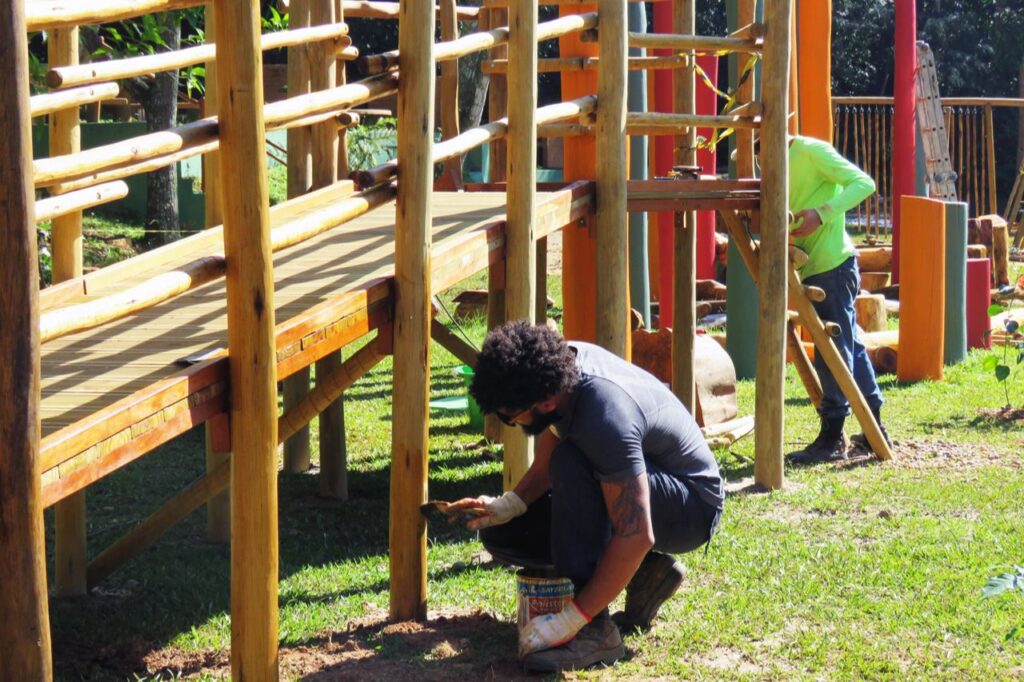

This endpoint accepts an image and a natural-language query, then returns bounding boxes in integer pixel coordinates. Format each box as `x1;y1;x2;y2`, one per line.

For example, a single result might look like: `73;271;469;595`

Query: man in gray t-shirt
450;321;724;674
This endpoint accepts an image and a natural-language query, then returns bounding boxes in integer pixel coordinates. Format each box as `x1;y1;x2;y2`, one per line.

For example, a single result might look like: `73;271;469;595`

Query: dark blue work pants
802;256;884;420
480;441;721;590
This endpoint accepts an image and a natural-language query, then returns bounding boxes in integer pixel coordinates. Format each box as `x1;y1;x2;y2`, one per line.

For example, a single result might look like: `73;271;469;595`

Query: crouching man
449;321;724;673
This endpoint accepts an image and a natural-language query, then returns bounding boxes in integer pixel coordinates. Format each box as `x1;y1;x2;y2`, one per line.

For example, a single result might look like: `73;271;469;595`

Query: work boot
850;405;892;453
788;415;849;464
612;551;686;633
522;614;626;673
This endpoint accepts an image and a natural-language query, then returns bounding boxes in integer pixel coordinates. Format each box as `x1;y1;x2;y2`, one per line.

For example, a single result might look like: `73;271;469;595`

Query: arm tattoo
608;475;650;538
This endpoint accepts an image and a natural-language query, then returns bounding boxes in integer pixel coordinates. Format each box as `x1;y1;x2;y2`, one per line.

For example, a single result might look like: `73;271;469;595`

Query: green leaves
995;365;1011;382
988;303;1006;317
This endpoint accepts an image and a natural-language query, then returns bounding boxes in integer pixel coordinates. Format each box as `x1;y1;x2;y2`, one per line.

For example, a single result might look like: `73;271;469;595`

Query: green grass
45;272;1024;681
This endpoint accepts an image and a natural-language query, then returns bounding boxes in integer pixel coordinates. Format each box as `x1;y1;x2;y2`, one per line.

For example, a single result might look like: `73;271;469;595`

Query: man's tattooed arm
603;473;653;540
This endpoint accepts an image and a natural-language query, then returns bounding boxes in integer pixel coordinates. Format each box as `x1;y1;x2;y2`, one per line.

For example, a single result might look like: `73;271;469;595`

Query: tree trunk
459;50;489;131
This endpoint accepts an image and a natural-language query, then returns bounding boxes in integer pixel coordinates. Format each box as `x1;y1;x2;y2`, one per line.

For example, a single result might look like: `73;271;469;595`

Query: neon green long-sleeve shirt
788;135;876;278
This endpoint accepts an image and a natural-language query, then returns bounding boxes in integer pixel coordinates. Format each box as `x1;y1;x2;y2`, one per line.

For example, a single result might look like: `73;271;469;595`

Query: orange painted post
897;196;946;381
796;0;832;142
559;3;599;342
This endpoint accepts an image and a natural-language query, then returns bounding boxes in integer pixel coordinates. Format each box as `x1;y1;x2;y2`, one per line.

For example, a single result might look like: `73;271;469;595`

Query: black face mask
520;406;560;436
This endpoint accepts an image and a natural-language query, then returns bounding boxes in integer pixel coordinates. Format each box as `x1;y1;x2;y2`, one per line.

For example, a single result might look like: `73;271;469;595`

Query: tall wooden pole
487;7;509;182
754;0;790;490
503;0;539;488
390;0;435;622
437;0;462;188
334;0;350;178
671;0;696;411
0;4;53;677
204;1;231;544
735;0;756;178
283;0;313;476
49;25;89;597
310;0;348;499
215;0;280;677
596;0;628;356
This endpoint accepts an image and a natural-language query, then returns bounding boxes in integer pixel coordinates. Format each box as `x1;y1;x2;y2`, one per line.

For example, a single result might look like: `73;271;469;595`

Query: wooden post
437;0;462;189
735;0;756;178
283;0;313;476
49;25;88;598
390;0;435;622
671;0;697;411
596;0;628;356
310;0;348;499
485;263;506;443
204;1;231;543
335;0;350;177
985;105;997;216
754;0;790;490
214;0;280;677
487;7;508;181
502;0;539;488
0;5;53;677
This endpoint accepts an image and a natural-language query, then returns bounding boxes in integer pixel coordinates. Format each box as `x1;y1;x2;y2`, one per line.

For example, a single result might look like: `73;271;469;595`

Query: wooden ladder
721;209;894;460
915;41;958;201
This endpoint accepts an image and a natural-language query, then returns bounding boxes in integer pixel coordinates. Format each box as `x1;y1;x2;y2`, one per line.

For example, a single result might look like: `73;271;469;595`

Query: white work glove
448;491;527;530
518;601;590;657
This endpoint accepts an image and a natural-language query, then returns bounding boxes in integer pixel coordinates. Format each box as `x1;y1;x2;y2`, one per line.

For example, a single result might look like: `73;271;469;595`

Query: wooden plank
0;4;53;676
389;0;435;622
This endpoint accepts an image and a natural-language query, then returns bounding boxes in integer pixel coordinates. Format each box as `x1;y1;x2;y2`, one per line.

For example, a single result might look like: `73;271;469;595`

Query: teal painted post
944;201;968;365
627;2;650;327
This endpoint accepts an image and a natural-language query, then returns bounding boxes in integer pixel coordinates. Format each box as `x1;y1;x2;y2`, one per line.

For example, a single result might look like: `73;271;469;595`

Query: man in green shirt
785;135;889;462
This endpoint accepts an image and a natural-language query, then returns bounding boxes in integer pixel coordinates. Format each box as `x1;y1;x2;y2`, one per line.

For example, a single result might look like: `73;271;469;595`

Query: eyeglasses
494;405;533;426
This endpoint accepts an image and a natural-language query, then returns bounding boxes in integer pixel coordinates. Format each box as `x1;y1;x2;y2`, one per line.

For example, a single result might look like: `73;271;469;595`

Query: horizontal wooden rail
48;23;351;89
26;0;205;31
581;30;761;53
35;181;129;223
833;96;1024;108
37;74;397;192
84;334;389;587
354;95;598;188
342;1;480;20
484;55;688;74
30;82;120;118
360;12;597;75
585;111;761;131
482;0;666;5
39;182;397;343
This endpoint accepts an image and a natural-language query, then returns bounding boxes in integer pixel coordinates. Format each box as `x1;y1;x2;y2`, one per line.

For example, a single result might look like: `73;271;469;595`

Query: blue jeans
802;256;884;420
480;441;721;590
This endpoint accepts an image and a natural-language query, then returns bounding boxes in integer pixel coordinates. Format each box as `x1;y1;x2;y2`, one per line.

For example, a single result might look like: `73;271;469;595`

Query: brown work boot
612;551;686;632
521;615;626;673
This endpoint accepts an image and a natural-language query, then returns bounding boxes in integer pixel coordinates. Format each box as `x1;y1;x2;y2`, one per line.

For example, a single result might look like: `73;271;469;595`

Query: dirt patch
141;609;533;681
977;406;1024;424
879;437;1022;470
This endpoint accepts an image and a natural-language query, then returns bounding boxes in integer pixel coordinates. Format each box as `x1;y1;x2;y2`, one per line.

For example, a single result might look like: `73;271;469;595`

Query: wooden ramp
39;184;593;508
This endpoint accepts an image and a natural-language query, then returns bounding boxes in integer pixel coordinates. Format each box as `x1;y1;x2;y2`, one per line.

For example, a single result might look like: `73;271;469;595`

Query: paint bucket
454;365;484;430
516;569;574;632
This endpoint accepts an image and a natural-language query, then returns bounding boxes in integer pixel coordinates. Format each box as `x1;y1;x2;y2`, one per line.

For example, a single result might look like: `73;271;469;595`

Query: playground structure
0;0;942;679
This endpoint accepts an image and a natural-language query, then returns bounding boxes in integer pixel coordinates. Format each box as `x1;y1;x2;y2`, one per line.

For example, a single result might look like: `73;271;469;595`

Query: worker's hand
518;601;590;657
446;491;527;530
789;208;822;238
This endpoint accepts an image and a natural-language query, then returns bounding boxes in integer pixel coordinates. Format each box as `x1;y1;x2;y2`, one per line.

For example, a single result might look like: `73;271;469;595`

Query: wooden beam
595;0;628;355
0;3;53;677
214;0;280;677
583;30;760;53
49;24;88;599
342;0;480;20
35;180;128;223
390;0;435;622
431;319;479;369
735;0;757;178
671;0;697;413
483;55;690;73
30;82;120;118
487;7;509;183
436;0;462;190
754;0;791;490
26;0;205;31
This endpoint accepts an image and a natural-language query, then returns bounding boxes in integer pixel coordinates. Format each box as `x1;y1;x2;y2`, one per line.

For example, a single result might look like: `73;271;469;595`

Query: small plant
348;118;398;171
983;302;1024;408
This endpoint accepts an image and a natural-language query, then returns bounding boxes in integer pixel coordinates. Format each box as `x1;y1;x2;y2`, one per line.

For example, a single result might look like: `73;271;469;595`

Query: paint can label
516;570;574;631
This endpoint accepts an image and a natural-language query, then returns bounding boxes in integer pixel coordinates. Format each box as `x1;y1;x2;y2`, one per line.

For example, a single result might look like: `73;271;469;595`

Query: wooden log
860;271;891;291
342;0;480;20
671;0;697;412
26;0;205;32
983;214;1011;286
862;329;899;375
215;0;280;676
486;7;508;183
786;319;823;409
855;293;887;332
30;82;120;118
46;23;351;89
734;0;757;178
581;30;760;54
49;24;88;600
35;180;128;223
265;72;399;127
430;319;479;368
390;0;435;623
967;244;987;258
589;110;760;130
483;55;690;74
0;4;53;676
436;0;463;190
502;0;540;486
855;246;892;272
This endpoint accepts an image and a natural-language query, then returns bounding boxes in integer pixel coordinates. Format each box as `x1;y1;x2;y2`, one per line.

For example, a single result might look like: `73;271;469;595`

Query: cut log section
854;293;887;332
862;329;899;375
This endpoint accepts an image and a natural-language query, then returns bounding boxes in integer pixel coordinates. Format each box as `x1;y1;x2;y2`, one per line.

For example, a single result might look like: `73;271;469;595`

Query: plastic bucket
454;365;484;430
516;569;574;632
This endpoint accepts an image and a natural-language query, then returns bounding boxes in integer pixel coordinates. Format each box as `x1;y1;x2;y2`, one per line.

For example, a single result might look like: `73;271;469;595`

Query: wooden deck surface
42;189;516;434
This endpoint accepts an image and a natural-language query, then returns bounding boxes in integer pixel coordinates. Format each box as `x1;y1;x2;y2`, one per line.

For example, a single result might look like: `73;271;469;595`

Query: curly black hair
469;320;580;414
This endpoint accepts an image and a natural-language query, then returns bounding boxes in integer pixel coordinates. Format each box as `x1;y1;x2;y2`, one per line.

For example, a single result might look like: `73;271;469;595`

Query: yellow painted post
389;0;435;621
0;4;53;677
754;0;791;490
596;0;629;356
49;25;88;598
214;0;281;677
